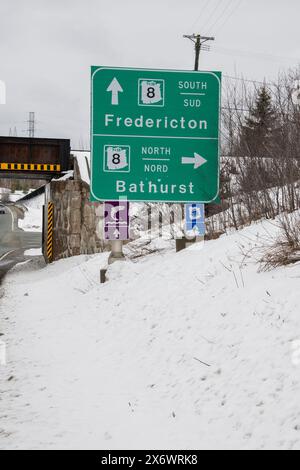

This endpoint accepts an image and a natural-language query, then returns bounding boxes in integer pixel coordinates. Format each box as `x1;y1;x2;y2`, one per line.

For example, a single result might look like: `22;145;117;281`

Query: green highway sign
91;66;221;203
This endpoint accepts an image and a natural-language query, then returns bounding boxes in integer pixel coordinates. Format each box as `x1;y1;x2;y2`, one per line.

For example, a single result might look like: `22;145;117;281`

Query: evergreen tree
240;86;277;157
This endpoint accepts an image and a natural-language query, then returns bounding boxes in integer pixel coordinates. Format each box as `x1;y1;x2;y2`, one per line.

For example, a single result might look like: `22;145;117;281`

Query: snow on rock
72;151;90;185
1;220;300;450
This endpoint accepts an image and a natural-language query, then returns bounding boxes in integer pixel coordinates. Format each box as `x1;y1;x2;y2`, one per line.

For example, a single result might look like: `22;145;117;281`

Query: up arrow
113;229;120;239
181;153;207;169
106;77;123;105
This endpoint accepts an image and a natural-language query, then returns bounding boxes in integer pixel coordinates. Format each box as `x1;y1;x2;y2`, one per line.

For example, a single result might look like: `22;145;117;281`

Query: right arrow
181;153;207;169
106;77;123;105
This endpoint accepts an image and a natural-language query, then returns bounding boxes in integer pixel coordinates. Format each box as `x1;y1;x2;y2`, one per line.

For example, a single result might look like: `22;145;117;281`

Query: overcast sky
0;0;299;148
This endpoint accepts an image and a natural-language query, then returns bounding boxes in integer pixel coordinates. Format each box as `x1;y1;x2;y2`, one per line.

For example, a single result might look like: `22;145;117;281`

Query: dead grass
260;212;300;271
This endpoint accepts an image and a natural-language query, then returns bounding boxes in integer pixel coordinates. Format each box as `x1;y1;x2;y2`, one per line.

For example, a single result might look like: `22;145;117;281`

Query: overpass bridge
0;136;71;180
0;136;72;279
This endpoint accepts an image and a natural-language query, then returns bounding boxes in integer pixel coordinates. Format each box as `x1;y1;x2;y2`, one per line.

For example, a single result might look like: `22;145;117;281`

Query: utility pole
183;34;215;71
175;34;215;252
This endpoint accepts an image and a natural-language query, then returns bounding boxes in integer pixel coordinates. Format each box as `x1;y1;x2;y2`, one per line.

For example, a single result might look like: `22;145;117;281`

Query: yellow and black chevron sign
0;163;61;172
46;202;54;263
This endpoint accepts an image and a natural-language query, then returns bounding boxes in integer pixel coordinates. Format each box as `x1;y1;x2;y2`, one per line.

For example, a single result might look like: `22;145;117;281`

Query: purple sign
104;201;129;240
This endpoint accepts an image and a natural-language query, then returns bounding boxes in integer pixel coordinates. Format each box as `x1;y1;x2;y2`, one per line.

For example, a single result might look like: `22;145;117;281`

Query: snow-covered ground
24;248;42;257
18;194;44;232
0;218;300;450
9;191;28;203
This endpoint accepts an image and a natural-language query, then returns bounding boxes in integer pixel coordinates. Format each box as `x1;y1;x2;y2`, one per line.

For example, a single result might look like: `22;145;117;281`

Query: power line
190;0;210;31
222;105;250;113
214;0;243;33
202;0;223;32
207;0;236;34
223;74;274;87
211;45;298;64
220;154;300;160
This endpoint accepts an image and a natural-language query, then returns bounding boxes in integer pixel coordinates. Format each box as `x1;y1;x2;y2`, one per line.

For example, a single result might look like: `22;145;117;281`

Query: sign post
104;200;129;264
91;66;221;203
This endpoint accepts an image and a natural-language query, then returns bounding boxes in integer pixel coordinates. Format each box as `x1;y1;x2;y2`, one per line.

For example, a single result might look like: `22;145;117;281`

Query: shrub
260;212;300;271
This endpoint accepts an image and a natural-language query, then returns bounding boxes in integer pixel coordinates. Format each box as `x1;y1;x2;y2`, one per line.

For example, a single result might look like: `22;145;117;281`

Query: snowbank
24;248;43;257
18;194;44;232
0;189;27;203
1;219;300;450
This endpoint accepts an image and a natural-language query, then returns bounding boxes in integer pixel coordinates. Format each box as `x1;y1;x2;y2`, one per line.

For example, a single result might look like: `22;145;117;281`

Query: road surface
0;205;41;281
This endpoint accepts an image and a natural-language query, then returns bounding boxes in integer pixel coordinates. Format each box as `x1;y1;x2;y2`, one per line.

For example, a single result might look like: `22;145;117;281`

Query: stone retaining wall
44;180;105;261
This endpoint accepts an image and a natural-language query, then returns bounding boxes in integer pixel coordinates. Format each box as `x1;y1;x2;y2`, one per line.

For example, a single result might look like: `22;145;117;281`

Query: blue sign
185;203;205;236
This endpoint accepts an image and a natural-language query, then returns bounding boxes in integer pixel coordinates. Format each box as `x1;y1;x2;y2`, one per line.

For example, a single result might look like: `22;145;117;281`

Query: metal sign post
104;200;129;264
